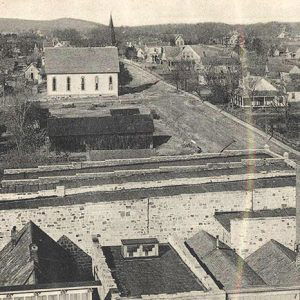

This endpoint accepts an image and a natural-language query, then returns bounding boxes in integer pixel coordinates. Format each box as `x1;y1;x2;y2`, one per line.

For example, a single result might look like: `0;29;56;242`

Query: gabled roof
186;231;266;290
0;221;75;286
188;45;225;58
47;115;154;137
290;65;300;74
162;46;182;60
245;239;300;287
202;56;239;66
266;58;294;75
238;76;280;97
45;47;120;74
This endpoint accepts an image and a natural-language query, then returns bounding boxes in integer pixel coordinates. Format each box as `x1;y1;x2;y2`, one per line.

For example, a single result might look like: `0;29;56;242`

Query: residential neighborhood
0;0;300;299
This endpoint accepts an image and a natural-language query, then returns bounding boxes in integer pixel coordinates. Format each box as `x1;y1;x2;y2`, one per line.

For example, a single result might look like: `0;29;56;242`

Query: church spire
109;13;116;46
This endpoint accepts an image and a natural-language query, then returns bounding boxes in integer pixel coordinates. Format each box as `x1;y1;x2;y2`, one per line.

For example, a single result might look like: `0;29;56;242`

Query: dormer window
121;238;159;259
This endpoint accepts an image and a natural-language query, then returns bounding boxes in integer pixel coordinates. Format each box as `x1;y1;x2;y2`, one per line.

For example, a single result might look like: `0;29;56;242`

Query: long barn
47;112;154;152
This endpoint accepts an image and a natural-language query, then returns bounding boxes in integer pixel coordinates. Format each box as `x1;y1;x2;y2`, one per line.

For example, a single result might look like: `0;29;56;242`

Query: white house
232;76;285;108
24;63;43;84
45;47;119;98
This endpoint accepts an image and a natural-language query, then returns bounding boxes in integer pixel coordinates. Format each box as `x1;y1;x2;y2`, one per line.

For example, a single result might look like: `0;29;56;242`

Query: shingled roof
47;115;154;137
102;243;205;297
45;47;119;74
186;231;266;290
0;221;93;287
245;239;300;287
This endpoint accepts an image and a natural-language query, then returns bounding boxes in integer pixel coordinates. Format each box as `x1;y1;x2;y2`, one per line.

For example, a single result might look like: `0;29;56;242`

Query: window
95;76;99;91
52;77;56;91
31;72;34;80
292;92;295;99
67;77;71;91
109;76;113;90
81;76;85;91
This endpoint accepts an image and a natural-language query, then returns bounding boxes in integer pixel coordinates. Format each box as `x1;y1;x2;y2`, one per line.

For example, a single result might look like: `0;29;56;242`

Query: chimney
11;226;17;247
216;235;220;249
296;165;300;267
29;243;39;264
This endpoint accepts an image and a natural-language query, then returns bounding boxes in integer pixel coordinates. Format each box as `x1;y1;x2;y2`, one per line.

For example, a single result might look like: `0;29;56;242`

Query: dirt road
123;62;299;159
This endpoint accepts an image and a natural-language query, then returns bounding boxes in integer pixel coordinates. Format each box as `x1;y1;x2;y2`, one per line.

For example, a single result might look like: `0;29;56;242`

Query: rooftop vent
121;238;159;259
11;226;17;247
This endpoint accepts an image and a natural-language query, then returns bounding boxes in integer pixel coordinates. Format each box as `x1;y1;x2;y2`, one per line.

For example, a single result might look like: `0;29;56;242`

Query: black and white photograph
0;0;299;299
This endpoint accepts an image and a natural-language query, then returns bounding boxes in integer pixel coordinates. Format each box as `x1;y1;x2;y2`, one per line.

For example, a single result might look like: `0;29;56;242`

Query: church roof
45;47;119;74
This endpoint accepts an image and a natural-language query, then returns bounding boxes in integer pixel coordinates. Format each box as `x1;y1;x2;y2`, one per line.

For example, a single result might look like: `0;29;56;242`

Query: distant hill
0;18;105;33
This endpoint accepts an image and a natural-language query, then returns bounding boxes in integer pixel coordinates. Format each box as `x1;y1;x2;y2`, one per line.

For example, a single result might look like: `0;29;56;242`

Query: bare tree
3;89;47;154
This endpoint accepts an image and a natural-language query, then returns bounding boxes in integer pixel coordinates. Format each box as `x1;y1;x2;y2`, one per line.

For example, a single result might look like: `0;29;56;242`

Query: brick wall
0;185;295;256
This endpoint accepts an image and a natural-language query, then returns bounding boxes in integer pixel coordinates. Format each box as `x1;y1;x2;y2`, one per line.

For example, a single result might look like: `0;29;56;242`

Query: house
0;221;100;300
24;62;43;84
96;237;225;299
144;43;163;63
265;57;295;80
180;45;224;65
231;76;285;108
160;46;182;67
286;82;300;102
170;34;185;47
136;47;145;60
44;47;119;98
47;111;154;152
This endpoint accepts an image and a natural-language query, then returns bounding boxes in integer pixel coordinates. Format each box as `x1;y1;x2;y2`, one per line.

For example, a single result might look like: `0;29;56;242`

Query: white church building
44;47;120;98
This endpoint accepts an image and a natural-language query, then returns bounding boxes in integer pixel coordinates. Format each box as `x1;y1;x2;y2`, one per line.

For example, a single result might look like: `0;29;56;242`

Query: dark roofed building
186;231;266;290
0;221;94;286
47;113;154;152
44;47;119;98
0;222;99;300
102;239;205;297
246;239;300;287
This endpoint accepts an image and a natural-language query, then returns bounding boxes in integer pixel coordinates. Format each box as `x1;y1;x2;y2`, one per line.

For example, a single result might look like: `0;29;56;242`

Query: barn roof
47;115;154;137
45;47;120;74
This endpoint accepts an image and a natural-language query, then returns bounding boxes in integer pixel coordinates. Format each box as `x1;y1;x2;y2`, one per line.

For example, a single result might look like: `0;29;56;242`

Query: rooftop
186;231;266;290
0;176;295;211
44;47;120;74
215;208;296;232
47;114;155;137
102;243;205;297
246;239;300;287
121;238;158;245
0;221;93;286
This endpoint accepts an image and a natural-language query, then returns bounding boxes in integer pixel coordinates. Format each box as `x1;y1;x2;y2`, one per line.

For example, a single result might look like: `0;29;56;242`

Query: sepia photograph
0;0;299;299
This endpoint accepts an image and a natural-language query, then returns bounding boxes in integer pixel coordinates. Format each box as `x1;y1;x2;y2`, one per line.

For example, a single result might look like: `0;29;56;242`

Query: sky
0;0;299;26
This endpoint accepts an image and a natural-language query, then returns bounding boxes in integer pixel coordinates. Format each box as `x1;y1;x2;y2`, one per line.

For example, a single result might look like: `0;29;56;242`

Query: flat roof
0;176;295;211
121;238;159;245
102;244;204;297
215;208;296;232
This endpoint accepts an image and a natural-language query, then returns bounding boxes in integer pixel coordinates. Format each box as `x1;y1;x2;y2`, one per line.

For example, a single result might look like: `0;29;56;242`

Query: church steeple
109;13;116;46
